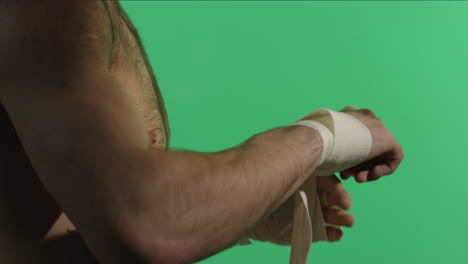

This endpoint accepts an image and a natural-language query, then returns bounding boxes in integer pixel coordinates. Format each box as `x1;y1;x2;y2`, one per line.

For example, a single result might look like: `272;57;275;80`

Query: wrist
283;125;323;174
292;109;372;176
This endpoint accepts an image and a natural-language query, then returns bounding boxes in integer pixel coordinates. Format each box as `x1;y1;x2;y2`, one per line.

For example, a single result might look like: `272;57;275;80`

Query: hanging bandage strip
289;174;328;264
290;191;313;264
289;109;372;263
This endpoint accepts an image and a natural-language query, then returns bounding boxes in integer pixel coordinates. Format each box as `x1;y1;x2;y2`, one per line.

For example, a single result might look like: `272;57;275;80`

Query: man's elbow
108;220;206;264
88;158;220;263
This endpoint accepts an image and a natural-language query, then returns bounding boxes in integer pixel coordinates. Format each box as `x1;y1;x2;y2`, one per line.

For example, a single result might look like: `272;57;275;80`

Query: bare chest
106;0;169;148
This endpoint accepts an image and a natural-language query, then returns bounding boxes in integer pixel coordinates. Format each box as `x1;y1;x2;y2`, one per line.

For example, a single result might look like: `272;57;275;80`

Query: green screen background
120;1;468;263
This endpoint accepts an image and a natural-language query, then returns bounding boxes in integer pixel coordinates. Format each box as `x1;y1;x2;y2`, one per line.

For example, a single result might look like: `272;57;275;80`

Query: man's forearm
122;125;322;263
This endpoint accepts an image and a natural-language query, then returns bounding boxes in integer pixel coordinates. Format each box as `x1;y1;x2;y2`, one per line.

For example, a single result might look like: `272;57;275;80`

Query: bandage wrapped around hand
238;109;372;264
294;108;372;176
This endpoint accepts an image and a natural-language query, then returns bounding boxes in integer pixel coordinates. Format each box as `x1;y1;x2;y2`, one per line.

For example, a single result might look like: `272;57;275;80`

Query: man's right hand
339;106;405;183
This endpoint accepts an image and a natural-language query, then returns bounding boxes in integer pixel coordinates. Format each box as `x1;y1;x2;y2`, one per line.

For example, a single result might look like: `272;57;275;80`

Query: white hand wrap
293;108;372;176
238;109;373;264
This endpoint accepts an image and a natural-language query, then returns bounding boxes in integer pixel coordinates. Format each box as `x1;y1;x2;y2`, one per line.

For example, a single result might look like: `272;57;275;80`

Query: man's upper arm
0;2;155;263
0;1;114;82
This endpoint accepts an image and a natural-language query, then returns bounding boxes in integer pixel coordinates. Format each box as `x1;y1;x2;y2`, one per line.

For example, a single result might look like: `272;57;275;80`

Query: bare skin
0;1;403;263
42;0;171;242
0;1;170;262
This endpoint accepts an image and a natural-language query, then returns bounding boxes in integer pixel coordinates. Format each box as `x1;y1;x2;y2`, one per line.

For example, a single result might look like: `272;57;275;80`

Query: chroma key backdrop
121;1;468;264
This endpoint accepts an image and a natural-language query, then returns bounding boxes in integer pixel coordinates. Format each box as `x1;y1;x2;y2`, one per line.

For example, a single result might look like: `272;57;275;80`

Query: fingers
317;174;341;192
323;207;355;228
340;156;384;182
368;164;392;180
317;175;352;210
355;170;369;183
317;174;355;242
326;227;343;242
341;166;376;183
340;147;405;183
325;189;352;210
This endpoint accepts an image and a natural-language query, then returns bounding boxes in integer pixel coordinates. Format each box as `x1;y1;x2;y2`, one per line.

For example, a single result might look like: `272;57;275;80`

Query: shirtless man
0;1;404;263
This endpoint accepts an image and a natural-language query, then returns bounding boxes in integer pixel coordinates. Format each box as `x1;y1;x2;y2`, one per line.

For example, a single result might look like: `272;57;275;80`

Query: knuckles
360;108;375;117
342;105;357;111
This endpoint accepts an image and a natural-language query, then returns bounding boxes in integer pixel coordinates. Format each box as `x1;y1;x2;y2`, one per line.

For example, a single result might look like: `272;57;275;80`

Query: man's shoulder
0;1;113;87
